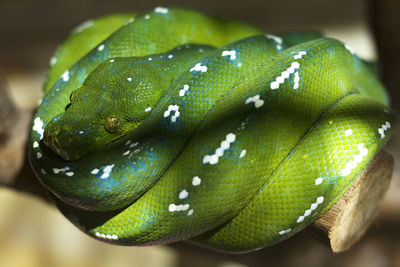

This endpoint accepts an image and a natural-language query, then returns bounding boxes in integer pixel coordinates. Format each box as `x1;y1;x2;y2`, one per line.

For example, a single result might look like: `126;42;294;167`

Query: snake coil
28;7;395;252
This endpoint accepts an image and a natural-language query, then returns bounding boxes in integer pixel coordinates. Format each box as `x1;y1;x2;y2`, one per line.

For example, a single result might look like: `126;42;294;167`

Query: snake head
43;108;132;161
43;58;164;161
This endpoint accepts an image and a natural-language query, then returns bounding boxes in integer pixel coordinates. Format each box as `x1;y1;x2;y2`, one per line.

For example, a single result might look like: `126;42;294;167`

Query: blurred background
0;0;399;266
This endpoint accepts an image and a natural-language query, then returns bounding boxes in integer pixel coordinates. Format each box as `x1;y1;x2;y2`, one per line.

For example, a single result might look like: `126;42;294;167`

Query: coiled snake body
28;7;396;252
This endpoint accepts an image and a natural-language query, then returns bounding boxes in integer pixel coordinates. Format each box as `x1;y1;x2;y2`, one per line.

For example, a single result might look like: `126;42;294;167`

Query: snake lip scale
28;7;396;252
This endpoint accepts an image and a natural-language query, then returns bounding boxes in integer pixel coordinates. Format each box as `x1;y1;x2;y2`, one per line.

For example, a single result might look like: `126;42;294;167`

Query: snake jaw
43;113;94;161
43;125;80;161
43;112;131;161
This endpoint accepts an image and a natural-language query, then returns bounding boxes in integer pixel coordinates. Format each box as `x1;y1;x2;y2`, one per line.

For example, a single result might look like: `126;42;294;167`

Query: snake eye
104;117;121;133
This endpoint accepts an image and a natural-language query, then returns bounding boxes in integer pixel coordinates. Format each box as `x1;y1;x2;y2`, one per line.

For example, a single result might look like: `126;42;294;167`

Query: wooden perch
0;74;31;185
310;151;394;253
0;71;395;252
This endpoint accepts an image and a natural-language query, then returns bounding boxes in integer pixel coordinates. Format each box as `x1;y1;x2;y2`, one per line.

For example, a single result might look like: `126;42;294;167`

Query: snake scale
28;7;396;252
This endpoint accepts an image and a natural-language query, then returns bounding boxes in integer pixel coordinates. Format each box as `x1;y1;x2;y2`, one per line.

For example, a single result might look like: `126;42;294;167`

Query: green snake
28;7;396;252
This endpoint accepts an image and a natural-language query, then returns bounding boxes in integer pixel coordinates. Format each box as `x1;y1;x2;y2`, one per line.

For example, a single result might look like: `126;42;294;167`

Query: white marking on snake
266;34;282;50
79;131;84;134
239;149;246;158
188;209;194;216
190;63;207;73
293;71;300;89
293;51;306;59
163;105;180;123
345;129;353;136
168;54;173;59
127;77;132;81
90;168;99;175
145;107;152;112
129;142;139;148
278;228;291;235
122;150;130;156
110;59;115;63
37;92;43;105
36;152;42;159
203;133;236;165
40;169;46;175
144;14;150;19
33;141;39;148
53;167;70;174
296;196;324;223
245;94;264;108
50;56;57;66
222;50;237;60
95;232;118;240
169;203;190;212
97;44;105;51
378;121;391;139
33;117;44;139
148;57;152;61
339;143;368;176
66;172;74;177
179;189;189;199
72;20;94;34
179;84;189;97
101;164;115;179
192;176;201;186
315;177;323;185
125;140;131;146
62;70;69;82
154;7;169;14
270;51;306;90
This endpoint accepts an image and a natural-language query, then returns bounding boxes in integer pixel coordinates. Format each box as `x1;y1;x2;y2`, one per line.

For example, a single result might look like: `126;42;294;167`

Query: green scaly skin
28;7;396;253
